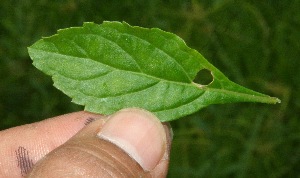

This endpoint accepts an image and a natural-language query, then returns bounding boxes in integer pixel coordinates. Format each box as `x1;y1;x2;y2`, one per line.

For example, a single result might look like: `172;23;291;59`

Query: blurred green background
1;0;299;177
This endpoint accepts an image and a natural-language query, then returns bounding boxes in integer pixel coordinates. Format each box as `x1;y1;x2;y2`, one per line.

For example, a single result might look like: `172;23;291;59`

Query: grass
0;0;299;177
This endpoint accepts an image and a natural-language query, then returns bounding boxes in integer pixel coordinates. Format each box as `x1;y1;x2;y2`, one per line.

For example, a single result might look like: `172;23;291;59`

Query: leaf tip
265;96;281;104
274;97;281;104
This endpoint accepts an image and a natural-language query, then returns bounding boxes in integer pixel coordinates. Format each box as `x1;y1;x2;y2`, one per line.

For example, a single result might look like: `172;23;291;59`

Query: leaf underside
28;21;280;122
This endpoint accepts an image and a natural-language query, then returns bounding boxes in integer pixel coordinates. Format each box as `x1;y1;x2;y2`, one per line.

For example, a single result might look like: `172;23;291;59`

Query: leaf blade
28;21;280;121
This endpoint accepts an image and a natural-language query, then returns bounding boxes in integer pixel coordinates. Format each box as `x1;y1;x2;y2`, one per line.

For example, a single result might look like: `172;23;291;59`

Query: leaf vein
78;80;160;98
80;33;144;73
54;71;160;98
152;91;205;112
62;70;112;81
104;26;192;81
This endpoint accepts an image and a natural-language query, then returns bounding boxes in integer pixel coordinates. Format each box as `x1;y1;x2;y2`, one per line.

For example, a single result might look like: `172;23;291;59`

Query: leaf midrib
31;47;276;105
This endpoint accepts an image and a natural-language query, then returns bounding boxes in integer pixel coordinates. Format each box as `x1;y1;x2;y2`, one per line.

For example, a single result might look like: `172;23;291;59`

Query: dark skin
0;109;172;177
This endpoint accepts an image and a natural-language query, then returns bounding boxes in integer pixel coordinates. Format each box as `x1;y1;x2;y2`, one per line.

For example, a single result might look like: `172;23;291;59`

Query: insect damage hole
194;69;214;86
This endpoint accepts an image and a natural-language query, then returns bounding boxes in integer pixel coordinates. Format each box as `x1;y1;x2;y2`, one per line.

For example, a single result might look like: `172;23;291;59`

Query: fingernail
97;108;167;171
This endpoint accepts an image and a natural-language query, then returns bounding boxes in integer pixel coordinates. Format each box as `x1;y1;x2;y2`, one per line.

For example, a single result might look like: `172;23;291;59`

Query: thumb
27;108;172;178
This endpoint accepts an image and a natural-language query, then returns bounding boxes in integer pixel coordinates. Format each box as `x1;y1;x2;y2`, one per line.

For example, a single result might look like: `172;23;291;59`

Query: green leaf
28;21;280;122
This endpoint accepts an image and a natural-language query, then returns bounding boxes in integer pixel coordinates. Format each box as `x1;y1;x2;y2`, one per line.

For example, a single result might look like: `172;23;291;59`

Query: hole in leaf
194;69;213;85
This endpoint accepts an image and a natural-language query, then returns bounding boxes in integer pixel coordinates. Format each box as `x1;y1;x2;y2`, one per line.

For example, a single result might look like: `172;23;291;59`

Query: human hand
0;108;172;177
